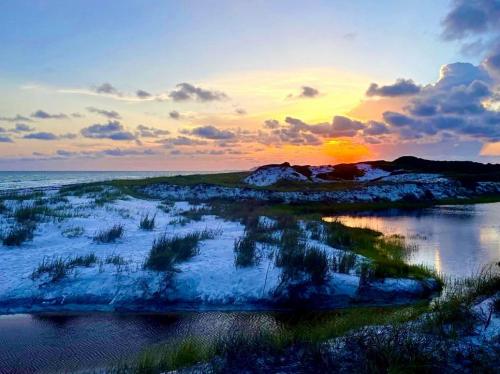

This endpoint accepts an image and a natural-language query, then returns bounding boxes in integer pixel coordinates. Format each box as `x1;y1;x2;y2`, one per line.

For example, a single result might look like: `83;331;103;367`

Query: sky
0;0;499;171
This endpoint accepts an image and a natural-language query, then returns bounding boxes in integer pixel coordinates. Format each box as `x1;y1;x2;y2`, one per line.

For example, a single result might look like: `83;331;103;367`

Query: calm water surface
1;203;499;372
327;203;500;278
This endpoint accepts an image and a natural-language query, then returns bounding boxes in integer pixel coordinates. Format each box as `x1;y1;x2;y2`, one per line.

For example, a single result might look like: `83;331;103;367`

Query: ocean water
0;170;208;190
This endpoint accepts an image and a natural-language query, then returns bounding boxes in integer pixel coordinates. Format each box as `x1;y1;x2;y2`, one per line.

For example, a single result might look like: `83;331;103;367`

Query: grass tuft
139;213;156;230
234;233;259;267
93;224;124;243
2;223;35;246
31;253;98;282
144;229;218;271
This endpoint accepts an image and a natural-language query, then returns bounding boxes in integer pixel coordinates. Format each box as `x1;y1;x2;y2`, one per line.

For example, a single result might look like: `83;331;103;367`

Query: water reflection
324;203;500;278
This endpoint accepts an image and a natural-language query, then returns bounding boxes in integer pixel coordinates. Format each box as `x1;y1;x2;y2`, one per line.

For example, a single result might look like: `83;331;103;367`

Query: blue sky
0;0;499;170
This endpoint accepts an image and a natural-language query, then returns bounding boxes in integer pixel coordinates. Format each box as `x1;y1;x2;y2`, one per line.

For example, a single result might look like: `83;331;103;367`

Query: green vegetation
93;224;124;243
233;233;259;267
31;253;98;282
139;213;156;230
14;204;48;223
144;229;218;271
118;303;428;373
424;264;500;336
2;223;35;246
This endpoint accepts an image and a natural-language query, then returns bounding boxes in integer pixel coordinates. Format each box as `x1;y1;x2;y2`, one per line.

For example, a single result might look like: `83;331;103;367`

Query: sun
323;139;372;163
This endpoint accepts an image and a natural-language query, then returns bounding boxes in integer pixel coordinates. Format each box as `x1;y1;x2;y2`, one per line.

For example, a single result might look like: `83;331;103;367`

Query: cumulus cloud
168;83;228;102
441;0;500;41
0;136;13;143
80;121;136;141
136;124;170;138
366;79;421;97
86;107;122;120
182;125;236;140
30;110;68;120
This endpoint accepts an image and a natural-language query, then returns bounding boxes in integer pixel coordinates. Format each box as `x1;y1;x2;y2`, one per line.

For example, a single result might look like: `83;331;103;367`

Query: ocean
0;171;208;190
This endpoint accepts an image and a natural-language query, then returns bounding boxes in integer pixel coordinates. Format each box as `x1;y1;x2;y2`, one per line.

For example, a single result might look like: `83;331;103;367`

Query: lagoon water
328;203;500;278
0;195;499;371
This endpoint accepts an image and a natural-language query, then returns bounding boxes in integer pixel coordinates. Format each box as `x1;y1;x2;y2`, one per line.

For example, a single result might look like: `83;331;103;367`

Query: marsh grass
324;220;437;281
144;229;218;271
234;233;259;267
117;303;428;373
2;223;35;246
333;251;358;274
93;224;124;243
135;338;213;374
276;228;329;285
139;213;156;230
180;206;212;221
13;204;49;223
31;253;98;282
423;264;499;335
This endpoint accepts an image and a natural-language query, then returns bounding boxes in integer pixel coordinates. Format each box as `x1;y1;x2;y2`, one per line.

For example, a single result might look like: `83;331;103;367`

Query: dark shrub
139;213;156;230
93;224;124;243
234;234;258;267
2;223;35;246
304;247;328;285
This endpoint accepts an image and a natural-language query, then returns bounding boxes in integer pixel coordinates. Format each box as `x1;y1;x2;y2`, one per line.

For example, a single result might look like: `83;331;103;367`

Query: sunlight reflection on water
323;203;500;278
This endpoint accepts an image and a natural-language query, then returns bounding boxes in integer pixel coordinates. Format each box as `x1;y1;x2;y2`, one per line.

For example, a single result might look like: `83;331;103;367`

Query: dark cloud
71;112;84;118
101;148;156;156
94;82;120;95
169;110;181;119
362;121;391;136
0;136;13;143
136;89;152;99
182;125;236;140
235;108;247;115
264;119;280;129
168;83;228;102
136;124;170;138
366;79;421;97
31;110;68;120
484;42;500;77
0;114;33;122
159;136;208;147
23;132;59;140
12;123;34;132
299;86;320;98
442;0;500;40
86;107;122;120
80;121;136;141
